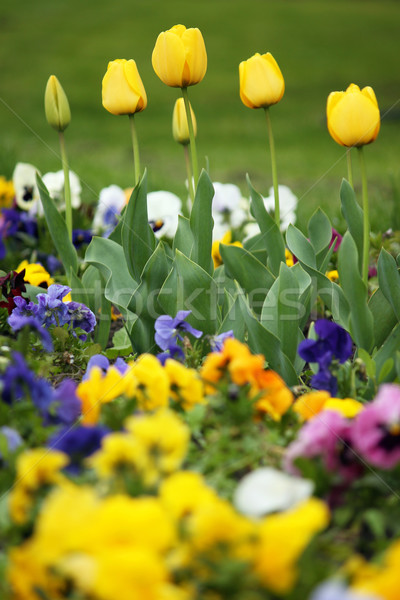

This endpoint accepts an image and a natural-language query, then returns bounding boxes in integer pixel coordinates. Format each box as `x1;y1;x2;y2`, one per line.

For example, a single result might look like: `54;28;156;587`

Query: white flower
147;191;182;238
92;184;126;234
309;579;381;600
12;162;41;210
42;170;82;210
243;184;298;240
211;182;248;241
212;182;243;213
233;467;314;518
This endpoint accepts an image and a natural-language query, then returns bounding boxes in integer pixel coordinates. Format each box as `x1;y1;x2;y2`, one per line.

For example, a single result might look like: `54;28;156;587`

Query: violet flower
0;426;23;458
352;384;400;469
155;310;203;353
7;313;54;352
210;330;234;352
48;425;110;474
36;284;71;327
51;379;82;426
82;354;128;380
65;301;96;340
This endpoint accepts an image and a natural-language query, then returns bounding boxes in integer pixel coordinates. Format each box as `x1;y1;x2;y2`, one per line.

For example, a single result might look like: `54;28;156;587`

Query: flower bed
1;22;400;600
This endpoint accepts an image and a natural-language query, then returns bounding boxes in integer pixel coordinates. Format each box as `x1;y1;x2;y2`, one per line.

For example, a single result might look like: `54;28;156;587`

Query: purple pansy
48;425;110;474
8;314;54;352
82;354;128;380
65;301;96;340
36;284;71;327
0;426;23;458
51;379;82;426
155;310;203;353
352;384;400;469
210;330;234;352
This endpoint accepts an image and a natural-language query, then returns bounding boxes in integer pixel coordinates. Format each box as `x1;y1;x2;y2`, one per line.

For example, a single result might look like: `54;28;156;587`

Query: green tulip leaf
340;178;363;273
247;175;286;275
368;287;398;349
173;215;194;257
377;248;400;321
218;290;246;342
243;232;268;265
158;250;219;335
374;323;400;383
307;208;332;256
286;224;316;269
121;170;156;281
220;243;275;316
338;231;374;351
36;173;78;279
189;169;215;275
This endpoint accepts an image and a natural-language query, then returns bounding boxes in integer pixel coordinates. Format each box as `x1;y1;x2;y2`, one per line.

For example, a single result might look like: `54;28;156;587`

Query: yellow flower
172;97;197;145
352;539;400;600
77;365;132;425
159;471;218;521
285;248;294;267
44;75;71;132
164;359;205;410
239;52;285;109
152;24;207;88
326;269;339;282
88;432;142;478
327;83;380;147
16;260;54;287
211;230;243;268
293;391;363;421
102;59;147;116
252;498;329;593
124;410;190;485
128;354;169;411
252;369;294;421
0;175;15;209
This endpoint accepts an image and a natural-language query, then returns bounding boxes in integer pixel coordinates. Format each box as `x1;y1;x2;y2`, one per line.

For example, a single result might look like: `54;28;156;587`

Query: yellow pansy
211;230;243;268
16;260;54;287
164;359;205;410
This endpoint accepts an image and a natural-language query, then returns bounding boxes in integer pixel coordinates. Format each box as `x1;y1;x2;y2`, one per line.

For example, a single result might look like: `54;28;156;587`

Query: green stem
129;114;141;186
264;107;280;227
358;146;370;285
58;131;72;241
181;87;199;191
183;144;194;215
346;148;354;188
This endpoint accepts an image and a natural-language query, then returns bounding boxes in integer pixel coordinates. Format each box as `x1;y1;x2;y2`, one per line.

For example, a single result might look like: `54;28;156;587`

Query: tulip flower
152;25;207;195
239;52;285;227
102;59;147;116
326;84;380;148
239;53;285;110
102;59;147;186
44;75;71;132
327;84;380;285
152;24;207;88
172;98;196;145
44;75;73;241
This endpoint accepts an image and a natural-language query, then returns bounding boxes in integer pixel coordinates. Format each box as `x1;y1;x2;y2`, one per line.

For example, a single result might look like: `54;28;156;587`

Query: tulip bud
327;84;380;147
239;52;285;109
44;75;71;132
172;98;196;145
102;59;147;116
152;24;207;88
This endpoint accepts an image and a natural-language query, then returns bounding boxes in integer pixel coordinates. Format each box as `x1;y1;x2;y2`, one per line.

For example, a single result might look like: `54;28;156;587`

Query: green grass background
1;0;400;231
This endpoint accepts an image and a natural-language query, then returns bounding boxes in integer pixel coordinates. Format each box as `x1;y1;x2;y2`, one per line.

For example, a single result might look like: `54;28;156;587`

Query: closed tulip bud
44;75;71;132
102;59;147;116
152;24;207;88
172;98;196;145
239;52;285;109
327;83;380;147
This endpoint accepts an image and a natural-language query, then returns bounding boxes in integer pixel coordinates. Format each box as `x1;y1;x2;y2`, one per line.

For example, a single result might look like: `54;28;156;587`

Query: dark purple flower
48;425;110;474
155;310;203;352
83;354;128;380
51;379;82;425
329;228;343;252
1;352;37;404
72;229;92;248
0;270;27;315
210;330;234;352
285;410;362;483
157;344;185;365
36;284;71;327
65;301;96;339
0;426;23;457
1;208;37;238
7;314;54;352
352;384;400;469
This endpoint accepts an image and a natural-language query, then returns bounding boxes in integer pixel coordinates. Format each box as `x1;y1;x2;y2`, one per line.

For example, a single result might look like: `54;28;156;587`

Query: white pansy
211;182;249;241
42;170;82;210
309;579;381;600
12;162;41;210
92;184;126;234
212;182;243;213
147;191;182;238
263;184;298;230
233;467;314;518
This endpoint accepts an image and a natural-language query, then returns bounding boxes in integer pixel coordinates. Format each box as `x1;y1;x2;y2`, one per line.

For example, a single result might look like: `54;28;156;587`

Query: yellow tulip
44;75;71;132
172;98;196;145
102;59;147;116
239;52;285;109
152;24;207;87
327;84;380;147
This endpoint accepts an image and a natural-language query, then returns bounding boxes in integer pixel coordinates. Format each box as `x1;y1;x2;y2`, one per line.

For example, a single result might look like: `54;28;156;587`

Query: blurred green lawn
1;0;400;231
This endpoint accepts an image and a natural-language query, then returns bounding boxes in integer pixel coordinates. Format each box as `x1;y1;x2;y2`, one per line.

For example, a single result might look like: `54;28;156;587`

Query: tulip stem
346;149;354;188
58;131;72;241
184;144;194;215
181;87;199;191
264;107;280;227
129;114;141;187
358;146;370;285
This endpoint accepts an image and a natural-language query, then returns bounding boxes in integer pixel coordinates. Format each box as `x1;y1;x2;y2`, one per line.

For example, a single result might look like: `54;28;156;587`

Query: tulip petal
102;59;146;115
362;85;379;107
152;31;186;87
239;53;284;108
182;28;207;86
328;91;380;147
124;60;147;112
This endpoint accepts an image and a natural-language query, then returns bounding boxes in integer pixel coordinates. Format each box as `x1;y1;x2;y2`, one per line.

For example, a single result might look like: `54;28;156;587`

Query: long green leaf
377;248;400;321
340;178;363;273
189;170;215;275
247;175;285;275
369;287;397;349
286;224;316;269
36;173;78;279
173;215;194;257
121;170;156;281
